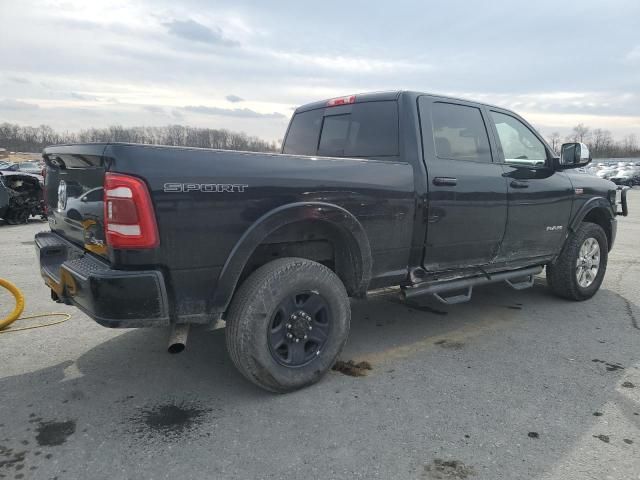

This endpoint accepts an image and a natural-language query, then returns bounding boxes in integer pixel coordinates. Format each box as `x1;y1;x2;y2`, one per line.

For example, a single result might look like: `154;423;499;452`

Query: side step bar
401;266;543;305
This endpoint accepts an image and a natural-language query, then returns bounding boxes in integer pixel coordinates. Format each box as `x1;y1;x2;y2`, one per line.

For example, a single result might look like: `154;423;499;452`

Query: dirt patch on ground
593;434;610;443
592;359;624;372
7;153;40;163
434;339;465;350
422;459;475;479
0;444;27;471
332;360;373;377
35;420;76;447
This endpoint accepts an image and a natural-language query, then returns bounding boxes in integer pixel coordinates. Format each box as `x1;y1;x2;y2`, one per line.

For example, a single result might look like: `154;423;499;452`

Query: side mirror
558;142;592;169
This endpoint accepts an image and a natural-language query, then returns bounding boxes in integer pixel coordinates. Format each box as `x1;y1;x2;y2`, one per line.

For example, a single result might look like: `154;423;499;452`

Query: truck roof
294;90;508;114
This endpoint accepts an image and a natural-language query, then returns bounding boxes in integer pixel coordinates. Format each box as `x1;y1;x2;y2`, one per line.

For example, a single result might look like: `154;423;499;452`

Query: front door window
490;112;547;167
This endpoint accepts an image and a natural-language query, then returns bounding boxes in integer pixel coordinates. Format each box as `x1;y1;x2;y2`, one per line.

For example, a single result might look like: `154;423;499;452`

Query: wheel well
238;220;363;296
582;208;612;250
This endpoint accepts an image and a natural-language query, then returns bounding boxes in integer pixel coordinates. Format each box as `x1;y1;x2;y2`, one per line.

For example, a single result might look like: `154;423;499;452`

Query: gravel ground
0;190;639;480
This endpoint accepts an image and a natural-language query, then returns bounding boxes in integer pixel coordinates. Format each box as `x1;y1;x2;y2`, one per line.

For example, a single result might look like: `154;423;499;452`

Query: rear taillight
104;173;159;249
326;95;356;107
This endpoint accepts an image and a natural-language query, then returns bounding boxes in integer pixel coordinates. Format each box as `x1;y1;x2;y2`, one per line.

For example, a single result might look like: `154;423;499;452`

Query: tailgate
43;144;108;259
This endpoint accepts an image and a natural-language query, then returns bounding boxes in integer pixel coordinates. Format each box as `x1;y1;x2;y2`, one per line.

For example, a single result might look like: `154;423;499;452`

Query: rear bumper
35;231;170;328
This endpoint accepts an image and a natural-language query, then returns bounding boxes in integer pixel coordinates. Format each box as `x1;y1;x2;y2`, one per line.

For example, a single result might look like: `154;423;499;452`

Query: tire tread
546;222;608;301
225;257;349;393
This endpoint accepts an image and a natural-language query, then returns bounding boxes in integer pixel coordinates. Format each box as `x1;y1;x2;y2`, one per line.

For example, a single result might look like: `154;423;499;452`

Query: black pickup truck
36;91;628;392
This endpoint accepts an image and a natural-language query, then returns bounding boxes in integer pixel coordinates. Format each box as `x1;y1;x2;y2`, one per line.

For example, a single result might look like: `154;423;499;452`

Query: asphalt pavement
1;190;639;480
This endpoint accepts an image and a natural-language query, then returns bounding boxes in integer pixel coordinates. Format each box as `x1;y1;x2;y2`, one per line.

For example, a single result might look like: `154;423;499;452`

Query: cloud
170;109;185;120
460;91;640;118
626;46;640;62
226;94;244;103
183;105;285;119
0;99;39;110
0;0;638;141
8;76;30;84
163;19;237;46
69;92;99;101
142;105;166;115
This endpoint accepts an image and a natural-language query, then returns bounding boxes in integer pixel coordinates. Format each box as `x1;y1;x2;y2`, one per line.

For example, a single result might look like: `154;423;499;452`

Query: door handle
433;177;457;186
510;180;529;188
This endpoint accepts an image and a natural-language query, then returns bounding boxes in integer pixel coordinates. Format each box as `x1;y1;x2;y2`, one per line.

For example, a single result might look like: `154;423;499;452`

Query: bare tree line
3;121;637;160
545;124;639;159
0;123;279;153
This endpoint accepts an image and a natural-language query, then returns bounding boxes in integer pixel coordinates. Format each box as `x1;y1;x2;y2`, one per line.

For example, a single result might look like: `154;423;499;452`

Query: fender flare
569;197;615;232
210;202;372;313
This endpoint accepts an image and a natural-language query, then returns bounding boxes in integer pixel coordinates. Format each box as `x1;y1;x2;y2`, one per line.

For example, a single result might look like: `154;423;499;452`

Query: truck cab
283;91;619;280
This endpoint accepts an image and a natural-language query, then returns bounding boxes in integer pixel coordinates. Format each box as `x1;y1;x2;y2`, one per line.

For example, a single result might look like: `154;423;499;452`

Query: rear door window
283;101;399;158
431;102;492;163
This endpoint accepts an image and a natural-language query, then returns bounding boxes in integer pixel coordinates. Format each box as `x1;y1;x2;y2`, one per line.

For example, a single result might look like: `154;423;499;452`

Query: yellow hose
0;278;25;330
0;278;71;333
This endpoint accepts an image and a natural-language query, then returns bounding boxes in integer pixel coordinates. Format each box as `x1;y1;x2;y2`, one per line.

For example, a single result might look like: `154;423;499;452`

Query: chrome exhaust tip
167;324;190;354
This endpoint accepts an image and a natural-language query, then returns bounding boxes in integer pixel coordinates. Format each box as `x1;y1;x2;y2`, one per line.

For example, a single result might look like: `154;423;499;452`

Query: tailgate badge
57;180;67;211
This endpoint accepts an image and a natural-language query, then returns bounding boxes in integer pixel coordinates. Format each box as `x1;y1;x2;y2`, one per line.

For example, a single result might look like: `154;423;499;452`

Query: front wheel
225;257;350;393
546;222;608;301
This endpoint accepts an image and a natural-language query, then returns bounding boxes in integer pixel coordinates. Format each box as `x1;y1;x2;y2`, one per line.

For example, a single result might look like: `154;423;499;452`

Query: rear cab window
283;101;399;159
281;109;323;156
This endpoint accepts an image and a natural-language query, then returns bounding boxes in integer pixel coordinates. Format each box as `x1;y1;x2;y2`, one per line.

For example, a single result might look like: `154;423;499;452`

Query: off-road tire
546;222;608;301
225;257;350;393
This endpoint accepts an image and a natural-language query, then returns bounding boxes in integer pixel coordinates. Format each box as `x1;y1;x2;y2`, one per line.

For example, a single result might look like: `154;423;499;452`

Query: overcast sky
1;0;639;141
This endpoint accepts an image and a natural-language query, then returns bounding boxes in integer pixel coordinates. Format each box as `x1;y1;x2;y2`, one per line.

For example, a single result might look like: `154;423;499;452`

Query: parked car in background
596;165;617;179
0;170;46;224
17;161;44;175
0;161;19;171
609;166;640;186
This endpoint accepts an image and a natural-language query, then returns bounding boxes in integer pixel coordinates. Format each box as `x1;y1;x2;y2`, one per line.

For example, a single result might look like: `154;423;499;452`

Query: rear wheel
225;257;350;393
546;222;608;301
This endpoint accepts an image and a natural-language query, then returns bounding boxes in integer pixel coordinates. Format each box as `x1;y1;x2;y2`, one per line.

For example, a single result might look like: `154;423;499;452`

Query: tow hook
168;324;190;354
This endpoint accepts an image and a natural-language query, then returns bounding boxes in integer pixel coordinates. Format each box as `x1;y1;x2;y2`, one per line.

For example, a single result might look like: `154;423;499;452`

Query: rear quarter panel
104;144;416;318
